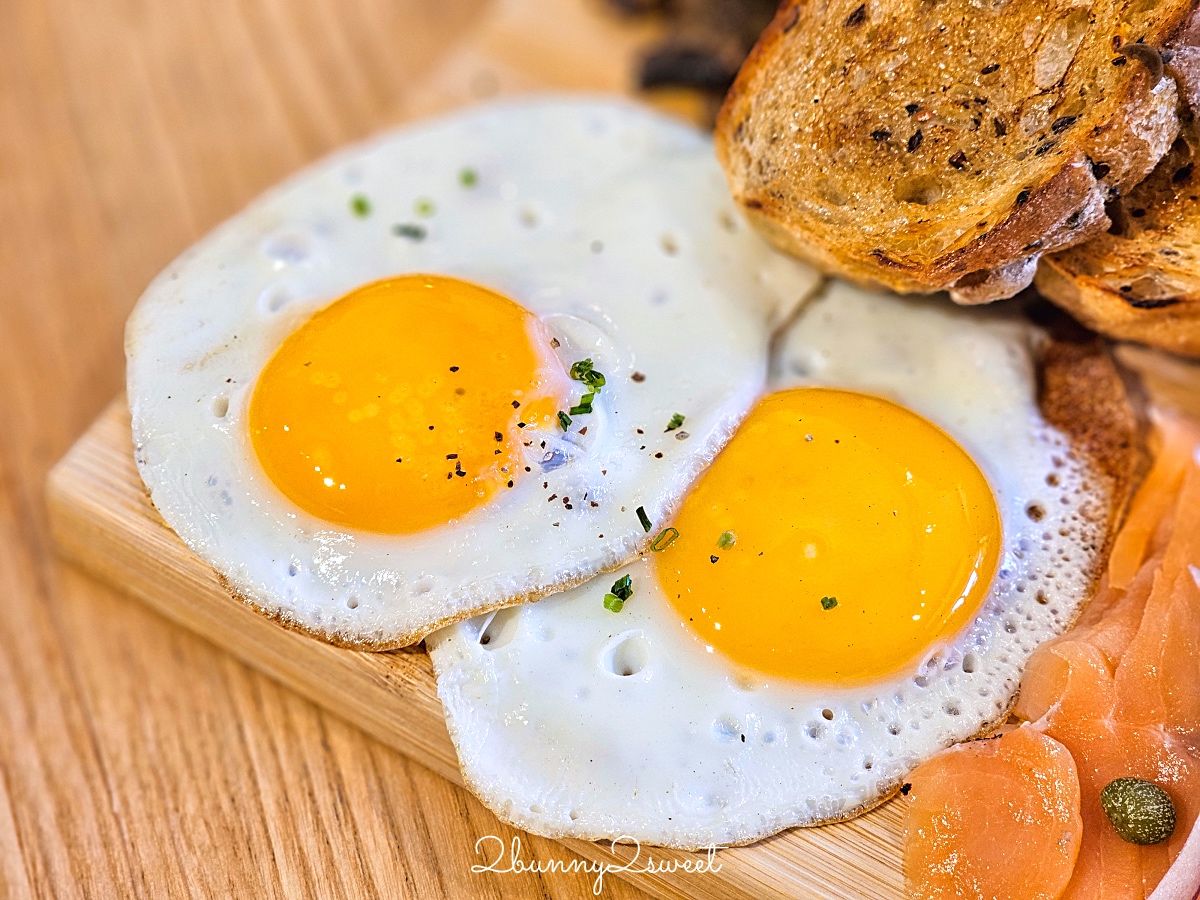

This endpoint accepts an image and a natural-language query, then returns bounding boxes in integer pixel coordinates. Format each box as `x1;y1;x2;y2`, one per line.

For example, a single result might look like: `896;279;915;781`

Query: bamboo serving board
48;401;907;900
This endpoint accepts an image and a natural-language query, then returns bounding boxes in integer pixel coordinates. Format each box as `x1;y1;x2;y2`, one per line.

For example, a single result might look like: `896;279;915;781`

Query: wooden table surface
0;1;665;895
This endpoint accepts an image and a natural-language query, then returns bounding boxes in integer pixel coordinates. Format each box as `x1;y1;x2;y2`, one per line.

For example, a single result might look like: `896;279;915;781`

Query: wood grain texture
48;401;910;900
2;0;674;895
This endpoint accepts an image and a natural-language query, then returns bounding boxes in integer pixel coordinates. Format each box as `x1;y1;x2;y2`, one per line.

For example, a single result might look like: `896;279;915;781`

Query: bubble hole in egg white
427;281;1114;849
125;97;821;648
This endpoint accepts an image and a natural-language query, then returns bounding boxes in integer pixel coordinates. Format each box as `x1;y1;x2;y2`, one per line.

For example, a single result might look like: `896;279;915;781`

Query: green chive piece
557;411;572;430
665;413;685;432
820;596;838;610
717;530;737;549
569;359;606;393
350;194;371;217
636;506;652;532
569;392;595;416
459;167;478;187
650;527;679;552
610;574;633;600
415;198;436;217
603;594;624;613
392;223;426;241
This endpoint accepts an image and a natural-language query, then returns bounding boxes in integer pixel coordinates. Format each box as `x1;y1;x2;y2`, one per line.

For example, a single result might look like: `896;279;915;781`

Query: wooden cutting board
44;2;911;897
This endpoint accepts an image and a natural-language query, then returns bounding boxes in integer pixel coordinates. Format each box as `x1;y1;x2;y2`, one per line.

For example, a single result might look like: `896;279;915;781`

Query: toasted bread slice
716;0;1199;304
1034;309;1149;547
1036;117;1200;356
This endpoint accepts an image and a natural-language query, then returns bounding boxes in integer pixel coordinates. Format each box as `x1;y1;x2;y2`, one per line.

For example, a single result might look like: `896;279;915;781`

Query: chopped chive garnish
717;530;737;549
636;506;652;532
569;392;595;416
650;527;679;552
392;223;426;241
557;411;572;430
820;596;838;610
665;413;685;432
414;198;436;217
459;167;478;187
603;594;624;613
610;574;633;600
569;359;607;392
350;194;371;217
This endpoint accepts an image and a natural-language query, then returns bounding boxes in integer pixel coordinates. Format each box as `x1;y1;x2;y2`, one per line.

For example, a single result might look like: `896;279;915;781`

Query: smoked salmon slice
1019;638;1200;900
903;725;1083;900
1108;417;1198;590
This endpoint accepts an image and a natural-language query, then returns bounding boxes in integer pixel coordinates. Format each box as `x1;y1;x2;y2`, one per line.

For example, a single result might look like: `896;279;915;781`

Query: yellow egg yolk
249;275;567;533
655;388;1001;683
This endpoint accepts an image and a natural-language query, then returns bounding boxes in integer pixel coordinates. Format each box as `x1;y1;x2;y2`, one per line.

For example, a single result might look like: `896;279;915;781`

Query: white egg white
125;97;820;647
427;282;1113;849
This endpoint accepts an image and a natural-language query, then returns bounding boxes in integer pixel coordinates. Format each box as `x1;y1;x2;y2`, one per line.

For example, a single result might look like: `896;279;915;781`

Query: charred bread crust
717;0;1200;304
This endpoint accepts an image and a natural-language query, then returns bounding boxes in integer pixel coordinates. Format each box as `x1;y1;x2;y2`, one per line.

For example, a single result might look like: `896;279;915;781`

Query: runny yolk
248;274;567;533
655;388;1001;683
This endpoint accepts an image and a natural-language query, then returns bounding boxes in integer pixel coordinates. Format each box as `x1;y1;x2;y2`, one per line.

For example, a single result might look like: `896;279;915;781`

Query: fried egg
428;282;1113;849
126;98;820;647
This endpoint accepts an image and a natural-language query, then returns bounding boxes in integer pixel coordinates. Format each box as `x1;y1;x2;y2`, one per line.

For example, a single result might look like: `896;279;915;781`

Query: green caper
1100;778;1176;845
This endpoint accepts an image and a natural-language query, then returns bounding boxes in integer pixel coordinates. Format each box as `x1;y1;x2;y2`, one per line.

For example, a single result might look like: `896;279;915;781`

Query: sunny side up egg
427;282;1114;849
125;99;821;647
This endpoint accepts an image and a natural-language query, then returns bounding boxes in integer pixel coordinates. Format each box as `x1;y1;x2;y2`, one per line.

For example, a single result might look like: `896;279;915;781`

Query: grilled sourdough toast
716;0;1200;304
1036;45;1200;356
1037;129;1200;356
